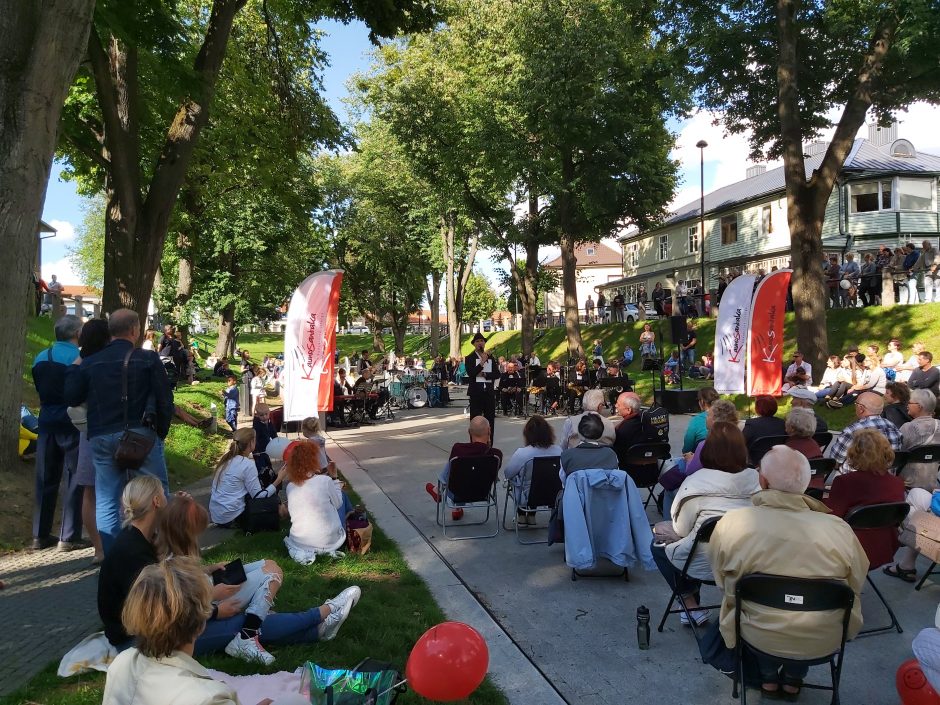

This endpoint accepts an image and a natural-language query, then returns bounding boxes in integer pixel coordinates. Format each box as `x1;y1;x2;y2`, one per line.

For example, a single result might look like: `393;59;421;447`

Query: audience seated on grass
560;413;620;479
283;440;351;564
908;351;940;398
897;342;927;384
824;429;905;567
503;415;561;525
825;392;902;473
209;429;287;528
426;416;503;521
784;408;823;460
883;381;913;428
683;387;719;455
882;338;905;379
814;355;842;399
560;389;616;449
651;422;760;628
742;396;787;448
159;494;360;664
102;557;307;705
706;446;869;700
898;389;940;491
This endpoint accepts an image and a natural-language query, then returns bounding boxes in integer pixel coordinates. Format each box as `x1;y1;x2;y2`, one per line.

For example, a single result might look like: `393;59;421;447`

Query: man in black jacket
65;308;173;555
466;332;499;441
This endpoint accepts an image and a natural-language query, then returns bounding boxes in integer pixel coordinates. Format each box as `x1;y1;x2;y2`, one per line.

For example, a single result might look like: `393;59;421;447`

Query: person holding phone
283;442;348;564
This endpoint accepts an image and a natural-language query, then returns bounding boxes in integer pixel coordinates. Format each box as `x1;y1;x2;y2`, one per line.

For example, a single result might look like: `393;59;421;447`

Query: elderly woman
651;422;761;627
503;415;562;524
742;395;787;448
784;408;823;460
103;558;308;705
825;429;905;569
898;389;940;491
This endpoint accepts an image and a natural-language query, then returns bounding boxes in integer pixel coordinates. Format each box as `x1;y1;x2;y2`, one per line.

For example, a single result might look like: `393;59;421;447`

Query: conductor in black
466;331;499;441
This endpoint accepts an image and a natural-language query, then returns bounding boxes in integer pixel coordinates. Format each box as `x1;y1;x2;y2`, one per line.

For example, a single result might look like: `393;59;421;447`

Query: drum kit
386;370;443;409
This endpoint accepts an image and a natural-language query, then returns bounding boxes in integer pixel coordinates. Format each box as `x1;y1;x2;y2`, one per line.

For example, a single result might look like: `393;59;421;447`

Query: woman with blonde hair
97;476;167;649
284;442;348;564
208;428;286;527
103;557;305;705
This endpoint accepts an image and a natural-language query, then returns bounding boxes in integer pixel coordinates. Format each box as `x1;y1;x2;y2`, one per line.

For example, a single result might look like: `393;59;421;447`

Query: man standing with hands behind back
466;332;499;442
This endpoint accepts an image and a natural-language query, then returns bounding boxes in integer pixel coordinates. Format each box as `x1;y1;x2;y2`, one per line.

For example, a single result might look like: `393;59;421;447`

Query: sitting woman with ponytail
208;428;287;528
159;494;362;665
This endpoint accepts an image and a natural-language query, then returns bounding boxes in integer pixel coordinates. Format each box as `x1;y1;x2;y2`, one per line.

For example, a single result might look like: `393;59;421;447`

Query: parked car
623;303;659;323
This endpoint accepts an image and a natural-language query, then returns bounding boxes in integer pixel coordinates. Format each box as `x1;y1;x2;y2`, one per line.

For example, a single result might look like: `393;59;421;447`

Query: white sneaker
679;608;710;627
325;585;362;613
224;634;275;665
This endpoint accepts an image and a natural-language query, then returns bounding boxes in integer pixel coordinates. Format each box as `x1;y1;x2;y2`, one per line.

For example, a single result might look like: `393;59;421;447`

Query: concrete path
326;401;939;705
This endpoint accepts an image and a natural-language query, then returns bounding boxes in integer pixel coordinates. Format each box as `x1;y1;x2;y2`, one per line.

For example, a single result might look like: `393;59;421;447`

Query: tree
498;258;556;316
668;0;940;370
461;271;498;326
57;0;438;328
0;0;95;468
68;193;107;292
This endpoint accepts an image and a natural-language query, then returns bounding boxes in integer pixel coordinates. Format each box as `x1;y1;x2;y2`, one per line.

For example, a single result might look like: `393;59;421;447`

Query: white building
542;241;623;316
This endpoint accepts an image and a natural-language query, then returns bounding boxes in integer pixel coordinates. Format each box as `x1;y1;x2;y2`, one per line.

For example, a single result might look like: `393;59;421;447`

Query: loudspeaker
654;389;699;414
669;316;688;345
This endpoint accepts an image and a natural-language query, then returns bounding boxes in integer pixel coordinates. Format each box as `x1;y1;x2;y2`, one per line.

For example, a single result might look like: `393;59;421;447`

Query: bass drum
407;387;428;408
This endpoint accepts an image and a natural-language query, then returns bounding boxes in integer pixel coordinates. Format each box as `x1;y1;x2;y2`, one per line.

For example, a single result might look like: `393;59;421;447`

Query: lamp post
696;139;708;316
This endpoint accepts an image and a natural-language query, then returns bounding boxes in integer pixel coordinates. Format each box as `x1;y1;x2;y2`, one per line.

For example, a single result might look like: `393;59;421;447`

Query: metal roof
651;138;940;232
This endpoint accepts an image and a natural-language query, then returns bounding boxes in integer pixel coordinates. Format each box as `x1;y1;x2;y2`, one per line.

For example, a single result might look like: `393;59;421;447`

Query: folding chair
436;455;501;540
845;502;910;635
813;431;834;454
895;444;940;478
732;573;855;704
657;515;722;633
747;435;789;467
803;457;837;499
502;456;562;544
620;442;671;511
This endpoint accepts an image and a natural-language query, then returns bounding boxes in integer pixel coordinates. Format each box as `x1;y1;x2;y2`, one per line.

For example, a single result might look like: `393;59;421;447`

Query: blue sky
39;20;940;289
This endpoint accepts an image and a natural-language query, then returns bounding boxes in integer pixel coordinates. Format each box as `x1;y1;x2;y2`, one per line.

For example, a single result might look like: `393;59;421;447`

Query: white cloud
47;219;76;242
41;257;81;286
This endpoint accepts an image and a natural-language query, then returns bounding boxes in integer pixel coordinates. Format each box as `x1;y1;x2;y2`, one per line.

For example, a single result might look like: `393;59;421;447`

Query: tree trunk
788;196;829;373
559;234;584;360
370;325;385;353
521;245;539;356
93;0;247;325
215;301;236;358
174;188;198;345
0;0;95;469
428;271;441;356
444;217;461;359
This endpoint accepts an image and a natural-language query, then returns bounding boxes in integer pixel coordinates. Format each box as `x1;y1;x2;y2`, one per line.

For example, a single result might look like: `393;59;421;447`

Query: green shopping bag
301;658;405;705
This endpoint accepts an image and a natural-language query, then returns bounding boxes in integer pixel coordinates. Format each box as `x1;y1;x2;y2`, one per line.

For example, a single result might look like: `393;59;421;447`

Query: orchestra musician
567;359;587;412
466;332;499;441
331;367;354;425
533;361;562;415
499;361;525;416
352;368;383;422
358;349;372;374
587;358;605;388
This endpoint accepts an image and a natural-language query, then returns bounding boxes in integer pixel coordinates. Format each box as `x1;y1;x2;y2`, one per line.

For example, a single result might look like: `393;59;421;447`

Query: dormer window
891;139;916;158
586;246;596;256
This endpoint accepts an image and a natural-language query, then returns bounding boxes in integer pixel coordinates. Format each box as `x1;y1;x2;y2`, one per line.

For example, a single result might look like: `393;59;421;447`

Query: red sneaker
425;482;441;503
451;508;464;520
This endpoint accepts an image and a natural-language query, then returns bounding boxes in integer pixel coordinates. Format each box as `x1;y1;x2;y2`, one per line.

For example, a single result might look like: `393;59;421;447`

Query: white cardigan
284;474;345;564
103;649;237;705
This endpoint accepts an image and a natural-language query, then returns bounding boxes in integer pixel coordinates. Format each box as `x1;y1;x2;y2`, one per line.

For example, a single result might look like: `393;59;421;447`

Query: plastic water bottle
637;605;650;650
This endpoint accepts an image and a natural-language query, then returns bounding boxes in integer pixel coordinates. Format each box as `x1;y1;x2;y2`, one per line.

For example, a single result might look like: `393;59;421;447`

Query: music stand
641;357;664;396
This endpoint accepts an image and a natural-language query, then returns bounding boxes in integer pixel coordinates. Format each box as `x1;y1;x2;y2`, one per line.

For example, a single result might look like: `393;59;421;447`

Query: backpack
641;405;670;443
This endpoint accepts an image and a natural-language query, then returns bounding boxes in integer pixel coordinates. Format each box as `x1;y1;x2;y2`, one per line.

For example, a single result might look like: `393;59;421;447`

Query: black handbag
113;349;155;471
240;492;281;534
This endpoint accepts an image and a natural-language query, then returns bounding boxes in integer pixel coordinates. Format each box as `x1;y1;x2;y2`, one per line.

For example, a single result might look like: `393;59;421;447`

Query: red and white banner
283;270;344;421
747;270;792;396
713;274;756;394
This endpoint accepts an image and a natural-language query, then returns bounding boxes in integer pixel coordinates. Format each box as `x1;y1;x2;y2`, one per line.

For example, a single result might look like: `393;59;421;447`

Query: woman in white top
283;441;347;564
639;323;657;358
208;429;286;526
503;415;561;523
837;354;886;406
883;338;905;375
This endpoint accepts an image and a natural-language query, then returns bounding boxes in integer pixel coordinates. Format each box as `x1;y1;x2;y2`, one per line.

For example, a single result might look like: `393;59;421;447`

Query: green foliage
461;271;498;323
497;259;556;314
67;193;106;292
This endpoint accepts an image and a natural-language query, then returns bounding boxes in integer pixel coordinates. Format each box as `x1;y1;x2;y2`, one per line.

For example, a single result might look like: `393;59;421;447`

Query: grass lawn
0;484;507;705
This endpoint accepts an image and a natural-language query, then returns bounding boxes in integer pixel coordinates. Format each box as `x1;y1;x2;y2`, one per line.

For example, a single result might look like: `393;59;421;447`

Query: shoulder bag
113;349;156;470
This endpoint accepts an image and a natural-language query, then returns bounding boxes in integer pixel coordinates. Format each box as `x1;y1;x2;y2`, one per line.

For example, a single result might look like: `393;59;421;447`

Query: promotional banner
747;269;792;397
713;274;757;394
283;270;344;421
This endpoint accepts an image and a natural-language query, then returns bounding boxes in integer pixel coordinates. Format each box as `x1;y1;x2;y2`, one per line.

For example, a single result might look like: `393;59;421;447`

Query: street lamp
696;139;708;316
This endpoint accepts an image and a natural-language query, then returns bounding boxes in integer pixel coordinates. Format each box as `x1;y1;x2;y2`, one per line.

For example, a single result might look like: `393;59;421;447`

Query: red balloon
406;622;489;701
897;659;940;705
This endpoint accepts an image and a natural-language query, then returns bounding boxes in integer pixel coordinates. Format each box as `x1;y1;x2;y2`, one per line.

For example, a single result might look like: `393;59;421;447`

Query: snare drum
407;387;428;408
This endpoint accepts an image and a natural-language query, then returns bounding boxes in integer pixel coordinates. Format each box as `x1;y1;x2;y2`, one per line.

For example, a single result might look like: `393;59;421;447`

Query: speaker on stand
669;315;688;390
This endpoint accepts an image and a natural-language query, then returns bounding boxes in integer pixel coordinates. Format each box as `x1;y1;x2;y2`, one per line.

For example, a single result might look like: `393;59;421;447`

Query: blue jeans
753;652;809;682
682;348;696;369
195;607;324;655
651;541;701;599
92;429;169;555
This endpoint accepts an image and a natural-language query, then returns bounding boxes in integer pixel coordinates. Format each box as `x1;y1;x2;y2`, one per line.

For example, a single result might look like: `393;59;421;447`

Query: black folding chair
732;573;855;704
502;456;562;544
620;442;671;511
747;435;790;467
895;444;940;479
814;431;834;454
657;516;721;634
844;502;910;636
803;457;837;499
436;455;501;540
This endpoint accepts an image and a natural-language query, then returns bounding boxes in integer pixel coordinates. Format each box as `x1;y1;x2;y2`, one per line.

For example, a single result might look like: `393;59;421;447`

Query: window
687;226;699;254
626;243;639;268
761;205;772;236
658;234;668;261
721;215;738;245
898;178;935;211
586;246;596;256
850;180;892;213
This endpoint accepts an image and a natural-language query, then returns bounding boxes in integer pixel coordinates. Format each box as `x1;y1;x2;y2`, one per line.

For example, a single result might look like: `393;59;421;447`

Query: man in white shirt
465;332;499;441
